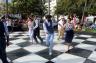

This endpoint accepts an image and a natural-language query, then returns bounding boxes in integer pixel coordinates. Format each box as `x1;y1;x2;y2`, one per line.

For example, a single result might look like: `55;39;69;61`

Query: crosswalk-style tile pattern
0;30;96;63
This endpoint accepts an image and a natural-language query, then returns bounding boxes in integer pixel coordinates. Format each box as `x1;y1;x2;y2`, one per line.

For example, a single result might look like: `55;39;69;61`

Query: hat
59;15;64;20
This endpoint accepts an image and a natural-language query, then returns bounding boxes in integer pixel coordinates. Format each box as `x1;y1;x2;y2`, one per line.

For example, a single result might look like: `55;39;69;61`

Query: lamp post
81;0;87;24
6;0;8;18
48;0;50;15
56;0;59;21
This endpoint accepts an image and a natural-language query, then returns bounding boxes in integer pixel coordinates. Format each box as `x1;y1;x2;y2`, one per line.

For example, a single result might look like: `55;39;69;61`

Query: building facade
45;0;57;15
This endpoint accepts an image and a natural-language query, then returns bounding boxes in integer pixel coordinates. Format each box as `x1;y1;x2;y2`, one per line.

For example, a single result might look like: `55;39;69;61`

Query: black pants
8;26;12;32
0;37;9;63
33;28;43;43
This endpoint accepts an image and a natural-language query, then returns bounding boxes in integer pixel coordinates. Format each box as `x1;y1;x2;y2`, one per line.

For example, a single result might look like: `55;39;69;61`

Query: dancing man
33;16;43;44
43;15;54;55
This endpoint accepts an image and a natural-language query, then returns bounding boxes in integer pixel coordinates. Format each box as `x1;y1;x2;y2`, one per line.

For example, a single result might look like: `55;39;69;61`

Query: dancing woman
27;17;34;43
64;18;75;51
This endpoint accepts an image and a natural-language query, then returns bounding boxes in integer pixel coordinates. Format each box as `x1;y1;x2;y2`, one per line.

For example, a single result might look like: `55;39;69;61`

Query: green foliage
8;0;46;18
55;0;96;16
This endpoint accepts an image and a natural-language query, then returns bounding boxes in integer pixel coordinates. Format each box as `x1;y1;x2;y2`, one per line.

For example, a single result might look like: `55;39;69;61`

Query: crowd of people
0;14;96;63
26;14;76;56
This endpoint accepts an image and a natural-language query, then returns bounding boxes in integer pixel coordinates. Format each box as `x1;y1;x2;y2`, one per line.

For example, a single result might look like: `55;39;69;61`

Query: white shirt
6;20;12;26
33;19;40;30
58;20;64;30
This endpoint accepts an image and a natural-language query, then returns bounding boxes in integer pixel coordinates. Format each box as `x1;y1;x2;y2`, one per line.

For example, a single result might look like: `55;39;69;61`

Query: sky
0;0;12;3
8;0;11;3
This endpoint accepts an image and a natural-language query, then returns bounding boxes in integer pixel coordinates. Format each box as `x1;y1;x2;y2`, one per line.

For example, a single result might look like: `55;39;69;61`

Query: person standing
33;16;43;44
0;19;9;63
64;18;75;51
58;16;66;40
43;15;54;55
27;17;34;43
6;18;12;32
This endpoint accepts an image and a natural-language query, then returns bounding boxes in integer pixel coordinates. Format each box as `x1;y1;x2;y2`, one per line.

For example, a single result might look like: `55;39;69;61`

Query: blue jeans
46;33;54;53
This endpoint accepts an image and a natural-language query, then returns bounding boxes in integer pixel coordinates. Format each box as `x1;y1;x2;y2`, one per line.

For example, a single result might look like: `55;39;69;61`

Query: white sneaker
49;52;52;55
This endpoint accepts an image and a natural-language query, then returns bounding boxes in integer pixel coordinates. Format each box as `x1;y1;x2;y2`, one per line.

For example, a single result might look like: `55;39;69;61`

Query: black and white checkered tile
0;30;96;63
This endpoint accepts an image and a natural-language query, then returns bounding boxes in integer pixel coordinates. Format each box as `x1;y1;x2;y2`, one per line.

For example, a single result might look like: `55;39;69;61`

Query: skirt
28;29;33;40
65;30;74;43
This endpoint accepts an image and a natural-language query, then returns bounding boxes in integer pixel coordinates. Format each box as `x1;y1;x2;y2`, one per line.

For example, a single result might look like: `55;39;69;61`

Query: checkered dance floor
0;30;96;63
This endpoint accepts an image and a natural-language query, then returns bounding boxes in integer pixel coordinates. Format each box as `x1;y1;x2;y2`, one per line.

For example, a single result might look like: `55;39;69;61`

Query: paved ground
0;30;96;63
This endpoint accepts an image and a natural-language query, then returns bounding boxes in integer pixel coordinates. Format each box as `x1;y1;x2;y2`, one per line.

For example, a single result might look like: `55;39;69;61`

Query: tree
55;0;96;16
8;0;46;18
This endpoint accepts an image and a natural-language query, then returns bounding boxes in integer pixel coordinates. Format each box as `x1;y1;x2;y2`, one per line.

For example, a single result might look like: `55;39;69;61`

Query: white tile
87;38;96;42
74;36;77;39
24;45;47;53
10;32;20;35
9;34;18;36
6;45;21;52
79;35;92;38
16;36;28;39
13;54;48;63
52;53;86;63
24;32;28;34
0;59;2;63
72;39;85;43
54;39;65;44
53;44;73;52
10;39;26;44
22;32;29;36
75;44;96;51
22;34;29;36
9;35;14;38
88;51;96;62
12;32;22;34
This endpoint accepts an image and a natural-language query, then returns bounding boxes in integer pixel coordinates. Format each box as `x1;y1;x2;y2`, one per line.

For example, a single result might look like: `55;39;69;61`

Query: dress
28;21;34;40
64;23;74;43
58;20;65;39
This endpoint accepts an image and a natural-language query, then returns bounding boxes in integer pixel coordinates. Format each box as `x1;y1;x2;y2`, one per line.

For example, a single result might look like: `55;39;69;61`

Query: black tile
82;41;96;46
95;49;96;51
63;42;79;47
91;36;96;38
75;32;96;36
9;42;13;45
41;42;49;47
84;59;96;63
66;48;92;58
23;38;30;40
75;37;87;40
16;42;32;47
46;61;54;63
71;42;79;46
7;48;31;60
10;38;19;41
18;32;25;35
36;48;63;60
14;35;24;37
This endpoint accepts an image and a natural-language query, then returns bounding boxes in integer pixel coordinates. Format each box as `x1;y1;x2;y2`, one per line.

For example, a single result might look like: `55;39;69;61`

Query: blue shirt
3;21;9;36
